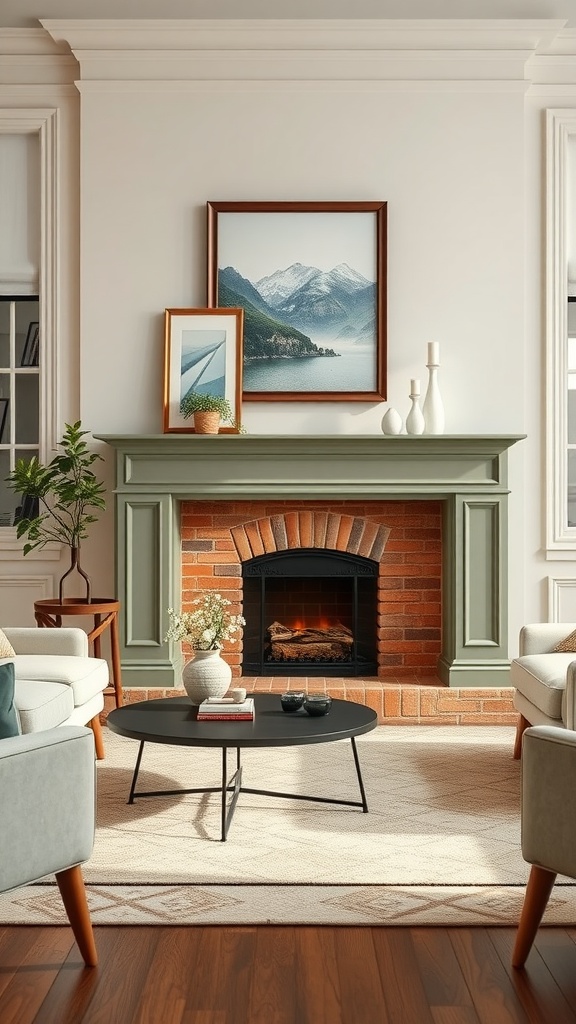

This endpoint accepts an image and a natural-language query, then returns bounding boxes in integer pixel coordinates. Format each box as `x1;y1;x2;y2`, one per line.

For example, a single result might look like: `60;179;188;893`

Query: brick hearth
102;681;516;727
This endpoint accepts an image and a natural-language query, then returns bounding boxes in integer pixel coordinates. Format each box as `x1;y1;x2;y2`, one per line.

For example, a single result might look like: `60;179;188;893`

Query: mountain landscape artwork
207;202;387;400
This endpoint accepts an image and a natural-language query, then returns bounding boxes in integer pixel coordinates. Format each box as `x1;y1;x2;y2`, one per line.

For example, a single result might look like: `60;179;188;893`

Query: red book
197;713;254;721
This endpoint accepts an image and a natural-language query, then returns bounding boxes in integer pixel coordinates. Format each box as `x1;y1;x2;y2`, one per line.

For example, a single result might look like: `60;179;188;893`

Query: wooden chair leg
110;612;124;707
512;864;557;968
513;714;530;760
89;713;105;760
55;864;98;967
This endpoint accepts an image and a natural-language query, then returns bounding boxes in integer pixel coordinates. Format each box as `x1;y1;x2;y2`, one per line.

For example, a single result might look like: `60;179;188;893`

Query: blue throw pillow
0;661;20;739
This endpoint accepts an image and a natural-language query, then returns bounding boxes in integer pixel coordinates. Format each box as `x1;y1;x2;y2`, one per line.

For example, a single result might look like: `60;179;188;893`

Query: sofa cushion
12;655;108;707
0;662;20;738
14;680;74;733
510;653;576;720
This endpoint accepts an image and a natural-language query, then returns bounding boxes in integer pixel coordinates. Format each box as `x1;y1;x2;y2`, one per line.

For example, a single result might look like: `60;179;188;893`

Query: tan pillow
553;628;576;652
0;629;15;657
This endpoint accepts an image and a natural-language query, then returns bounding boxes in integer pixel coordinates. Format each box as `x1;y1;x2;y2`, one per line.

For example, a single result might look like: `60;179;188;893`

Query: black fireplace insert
242;548;378;677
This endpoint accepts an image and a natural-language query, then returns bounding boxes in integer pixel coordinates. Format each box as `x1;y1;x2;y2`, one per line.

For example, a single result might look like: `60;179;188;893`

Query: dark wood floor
1;924;576;1023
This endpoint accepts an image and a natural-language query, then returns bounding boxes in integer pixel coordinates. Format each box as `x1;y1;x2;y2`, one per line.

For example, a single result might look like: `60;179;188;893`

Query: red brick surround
180;499;443;678
98;497;516;727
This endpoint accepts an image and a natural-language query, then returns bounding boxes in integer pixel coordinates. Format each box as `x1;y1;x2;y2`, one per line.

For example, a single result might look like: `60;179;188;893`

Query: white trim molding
0;574;53;596
546;109;576;554
548;575;576;620
41;18;568;85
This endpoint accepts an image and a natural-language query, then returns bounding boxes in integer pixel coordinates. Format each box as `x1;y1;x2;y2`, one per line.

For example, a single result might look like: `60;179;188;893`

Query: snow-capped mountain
276;264;374;333
256;263;320;309
218;260;376;348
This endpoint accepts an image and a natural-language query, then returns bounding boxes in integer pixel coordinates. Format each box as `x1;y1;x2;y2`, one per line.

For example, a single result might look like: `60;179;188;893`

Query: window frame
546;108;576;554
0;110;59;548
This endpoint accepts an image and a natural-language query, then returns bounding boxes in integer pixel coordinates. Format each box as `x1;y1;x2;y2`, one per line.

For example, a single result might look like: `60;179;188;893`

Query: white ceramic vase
182;649;232;705
381;407;403;435
423;364;445;435
406;391;425;435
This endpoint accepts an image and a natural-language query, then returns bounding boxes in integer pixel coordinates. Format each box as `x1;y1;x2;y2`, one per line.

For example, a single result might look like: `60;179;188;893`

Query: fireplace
97;433;525;689
242;549;379;676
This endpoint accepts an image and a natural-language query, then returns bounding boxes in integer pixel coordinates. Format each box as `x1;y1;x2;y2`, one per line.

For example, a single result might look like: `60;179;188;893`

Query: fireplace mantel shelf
97;433;526;499
98;433;525;689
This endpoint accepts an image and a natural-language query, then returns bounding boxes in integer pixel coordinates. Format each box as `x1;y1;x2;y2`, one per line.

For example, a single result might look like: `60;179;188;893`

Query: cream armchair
513;725;576;968
3;626;109;759
0;725;97;966
510;624;576;758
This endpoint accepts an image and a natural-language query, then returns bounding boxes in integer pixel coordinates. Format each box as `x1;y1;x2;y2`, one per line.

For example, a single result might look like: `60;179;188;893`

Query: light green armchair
513;725;576;968
0;725;98;966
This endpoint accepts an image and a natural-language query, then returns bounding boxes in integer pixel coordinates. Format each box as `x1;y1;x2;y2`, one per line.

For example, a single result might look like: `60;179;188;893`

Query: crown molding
40;18;568;50
38;17;569;84
0;27;71;56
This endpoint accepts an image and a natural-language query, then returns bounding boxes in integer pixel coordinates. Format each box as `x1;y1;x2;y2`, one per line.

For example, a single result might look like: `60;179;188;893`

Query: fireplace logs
266;620;353;663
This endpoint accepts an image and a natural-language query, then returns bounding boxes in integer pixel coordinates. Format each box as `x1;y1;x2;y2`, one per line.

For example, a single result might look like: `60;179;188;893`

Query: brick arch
230;511;390;563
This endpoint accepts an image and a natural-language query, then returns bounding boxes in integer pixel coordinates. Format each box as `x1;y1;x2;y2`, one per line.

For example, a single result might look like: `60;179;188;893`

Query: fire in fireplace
242;549;378;676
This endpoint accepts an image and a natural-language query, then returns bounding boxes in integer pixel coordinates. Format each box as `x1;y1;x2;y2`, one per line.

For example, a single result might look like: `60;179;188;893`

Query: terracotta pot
193;410;221;435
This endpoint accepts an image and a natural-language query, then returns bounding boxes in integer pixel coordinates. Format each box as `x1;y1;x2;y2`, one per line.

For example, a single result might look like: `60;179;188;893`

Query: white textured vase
182;649;232;705
381;407;403;435
422;364;445;435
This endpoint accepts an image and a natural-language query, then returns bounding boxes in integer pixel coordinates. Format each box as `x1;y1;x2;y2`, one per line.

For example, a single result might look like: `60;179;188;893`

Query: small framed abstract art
207;200;387;402
162;307;244;433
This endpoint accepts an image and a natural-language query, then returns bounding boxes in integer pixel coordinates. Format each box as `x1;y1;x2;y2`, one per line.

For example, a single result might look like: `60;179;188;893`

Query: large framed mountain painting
207;201;387;401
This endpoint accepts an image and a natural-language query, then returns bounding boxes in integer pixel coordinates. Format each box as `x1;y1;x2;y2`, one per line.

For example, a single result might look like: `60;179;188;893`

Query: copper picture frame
207;201;387;402
163;307;244;433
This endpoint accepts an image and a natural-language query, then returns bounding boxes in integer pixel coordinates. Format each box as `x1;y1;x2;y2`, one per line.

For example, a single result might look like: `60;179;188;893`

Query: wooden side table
33;597;124;709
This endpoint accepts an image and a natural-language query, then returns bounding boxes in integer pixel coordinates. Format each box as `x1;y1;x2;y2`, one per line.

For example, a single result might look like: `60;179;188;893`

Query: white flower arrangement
165;593;245;651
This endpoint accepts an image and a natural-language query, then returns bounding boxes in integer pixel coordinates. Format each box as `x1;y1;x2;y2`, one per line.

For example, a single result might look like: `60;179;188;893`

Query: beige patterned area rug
3;725;576;926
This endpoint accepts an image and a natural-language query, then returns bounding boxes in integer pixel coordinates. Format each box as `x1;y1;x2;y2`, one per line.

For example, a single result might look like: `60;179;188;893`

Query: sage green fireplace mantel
97;434;525;688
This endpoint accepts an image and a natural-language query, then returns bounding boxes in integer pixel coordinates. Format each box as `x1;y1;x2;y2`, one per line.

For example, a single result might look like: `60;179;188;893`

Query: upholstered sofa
2;626;109;758
510;623;576;758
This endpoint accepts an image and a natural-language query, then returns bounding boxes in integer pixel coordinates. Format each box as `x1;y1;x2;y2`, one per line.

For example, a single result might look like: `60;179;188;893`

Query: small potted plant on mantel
180;392;235;435
5;420;106;603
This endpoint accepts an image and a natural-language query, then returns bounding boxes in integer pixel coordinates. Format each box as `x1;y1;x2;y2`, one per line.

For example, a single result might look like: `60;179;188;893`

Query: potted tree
6;421;106;602
180;392;234;435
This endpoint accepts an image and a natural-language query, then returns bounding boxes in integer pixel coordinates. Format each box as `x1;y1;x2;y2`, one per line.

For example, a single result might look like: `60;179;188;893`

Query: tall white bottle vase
422;363;445;435
406;389;425;435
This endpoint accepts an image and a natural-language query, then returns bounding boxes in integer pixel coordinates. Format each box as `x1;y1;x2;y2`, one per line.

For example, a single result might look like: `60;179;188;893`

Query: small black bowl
280;691;305;713
303;694;332;717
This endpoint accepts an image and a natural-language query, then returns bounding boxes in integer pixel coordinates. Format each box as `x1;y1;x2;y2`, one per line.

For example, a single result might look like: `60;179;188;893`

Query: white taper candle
427;342;440;365
410;378;420;396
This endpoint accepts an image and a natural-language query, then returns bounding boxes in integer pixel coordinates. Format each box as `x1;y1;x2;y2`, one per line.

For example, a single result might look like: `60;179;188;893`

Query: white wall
1;14;575;655
79;88;526;440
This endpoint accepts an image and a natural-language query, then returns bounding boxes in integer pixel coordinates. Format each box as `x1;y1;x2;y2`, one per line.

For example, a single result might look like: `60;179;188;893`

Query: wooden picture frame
207;201;387;402
163;307;244;433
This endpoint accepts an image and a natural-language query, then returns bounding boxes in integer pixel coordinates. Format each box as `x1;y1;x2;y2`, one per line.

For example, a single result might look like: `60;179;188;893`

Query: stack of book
197;696;255;721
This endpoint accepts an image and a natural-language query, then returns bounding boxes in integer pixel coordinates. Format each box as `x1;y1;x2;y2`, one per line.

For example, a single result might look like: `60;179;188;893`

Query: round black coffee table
106;693;377;841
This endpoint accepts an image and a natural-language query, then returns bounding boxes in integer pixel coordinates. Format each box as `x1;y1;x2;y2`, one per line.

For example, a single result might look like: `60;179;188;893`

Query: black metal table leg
220;746;242;842
350;736;369;812
128;740;145;804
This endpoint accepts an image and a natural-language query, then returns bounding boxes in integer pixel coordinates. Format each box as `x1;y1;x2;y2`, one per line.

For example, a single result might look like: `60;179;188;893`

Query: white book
199;697;255;715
